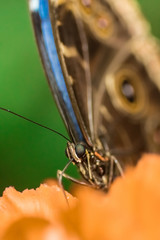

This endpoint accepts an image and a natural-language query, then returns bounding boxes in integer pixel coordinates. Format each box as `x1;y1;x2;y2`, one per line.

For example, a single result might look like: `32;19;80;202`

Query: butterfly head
65;141;115;190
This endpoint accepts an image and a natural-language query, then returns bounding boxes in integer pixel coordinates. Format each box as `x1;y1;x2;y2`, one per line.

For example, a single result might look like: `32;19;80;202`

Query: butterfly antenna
0;107;70;142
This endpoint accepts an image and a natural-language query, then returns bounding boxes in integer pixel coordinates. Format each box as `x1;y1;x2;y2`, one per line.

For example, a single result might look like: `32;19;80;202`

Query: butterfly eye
75;144;86;158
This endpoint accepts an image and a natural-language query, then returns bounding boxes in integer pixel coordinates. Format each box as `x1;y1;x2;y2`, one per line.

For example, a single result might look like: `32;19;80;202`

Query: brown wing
83;0;160;166
49;0;160;167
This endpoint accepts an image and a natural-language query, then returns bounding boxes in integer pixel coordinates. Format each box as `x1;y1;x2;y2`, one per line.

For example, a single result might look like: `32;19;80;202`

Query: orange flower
0;183;77;240
1;154;160;240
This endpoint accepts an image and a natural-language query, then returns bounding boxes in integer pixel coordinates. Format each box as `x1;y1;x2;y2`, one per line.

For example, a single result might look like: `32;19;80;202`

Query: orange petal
61;154;160;240
1;217;79;240
0;184;76;238
1;154;160;240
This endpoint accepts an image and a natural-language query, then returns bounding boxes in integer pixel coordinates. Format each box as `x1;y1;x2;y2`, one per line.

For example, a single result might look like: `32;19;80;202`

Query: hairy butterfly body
29;0;160;189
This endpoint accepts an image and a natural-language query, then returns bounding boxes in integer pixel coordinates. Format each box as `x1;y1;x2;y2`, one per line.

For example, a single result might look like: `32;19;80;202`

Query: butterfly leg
111;156;124;177
57;159;73;207
57;170;91;187
86;150;93;180
108;156;114;187
57;160;92;206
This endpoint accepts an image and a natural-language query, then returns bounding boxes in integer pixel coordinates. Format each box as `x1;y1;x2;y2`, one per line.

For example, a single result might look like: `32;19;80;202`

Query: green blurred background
0;0;160;195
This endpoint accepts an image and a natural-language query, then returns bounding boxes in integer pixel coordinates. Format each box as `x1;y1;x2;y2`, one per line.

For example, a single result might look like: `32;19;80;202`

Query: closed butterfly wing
29;0;94;146
29;0;160;172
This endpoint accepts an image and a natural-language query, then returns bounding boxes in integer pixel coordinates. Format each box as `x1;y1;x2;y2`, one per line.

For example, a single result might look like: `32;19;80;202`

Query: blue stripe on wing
30;0;84;142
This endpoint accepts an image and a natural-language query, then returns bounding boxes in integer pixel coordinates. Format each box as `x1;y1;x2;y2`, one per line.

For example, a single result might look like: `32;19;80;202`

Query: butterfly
29;0;160;190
